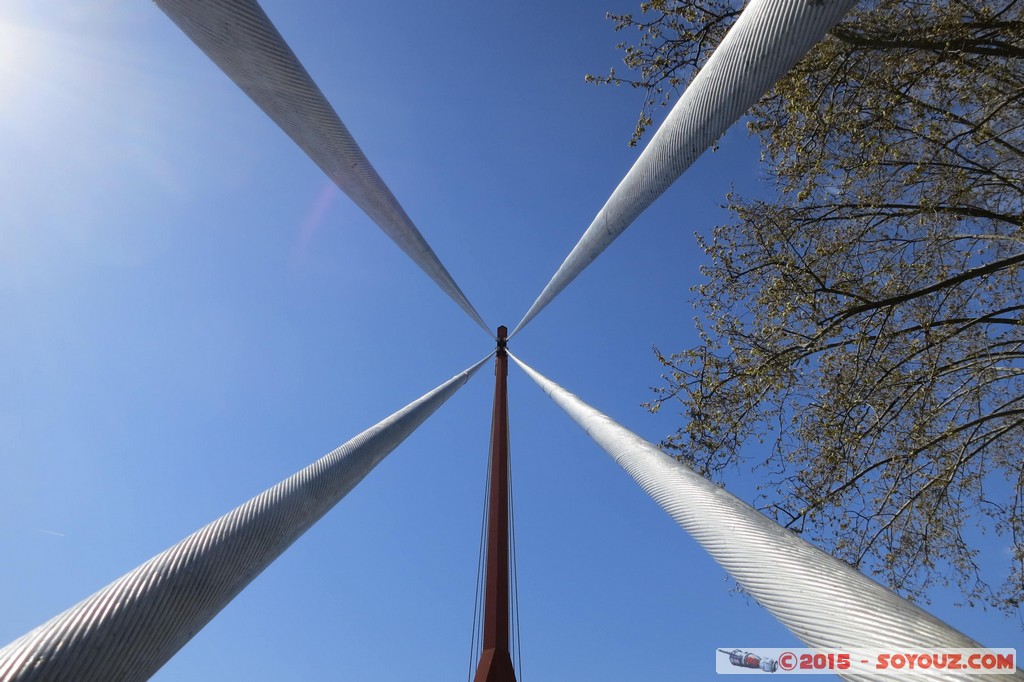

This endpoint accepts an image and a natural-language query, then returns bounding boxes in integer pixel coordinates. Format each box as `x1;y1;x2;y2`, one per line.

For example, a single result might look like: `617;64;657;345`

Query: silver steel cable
508;437;524;680
153;0;489;334
509;353;1023;681
468;425;493;682
512;0;859;336
0;357;488;682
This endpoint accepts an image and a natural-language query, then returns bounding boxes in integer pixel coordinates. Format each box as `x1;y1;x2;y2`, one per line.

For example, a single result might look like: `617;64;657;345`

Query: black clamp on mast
496;325;508;357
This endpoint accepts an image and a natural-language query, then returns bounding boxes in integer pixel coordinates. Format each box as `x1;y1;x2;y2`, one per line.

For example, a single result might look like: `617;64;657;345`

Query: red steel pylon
473;325;517;682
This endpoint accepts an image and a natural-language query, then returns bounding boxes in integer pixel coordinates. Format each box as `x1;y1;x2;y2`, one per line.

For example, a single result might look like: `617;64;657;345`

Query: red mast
473;325;517;682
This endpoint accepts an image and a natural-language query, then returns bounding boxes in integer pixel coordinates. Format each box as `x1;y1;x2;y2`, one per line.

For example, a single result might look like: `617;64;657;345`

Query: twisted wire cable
153;0;489;333
512;0;859;336
0;357;488;682
510;353;1023;681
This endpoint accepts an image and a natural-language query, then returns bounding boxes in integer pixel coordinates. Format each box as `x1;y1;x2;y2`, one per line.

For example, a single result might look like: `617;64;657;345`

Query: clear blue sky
0;1;1017;680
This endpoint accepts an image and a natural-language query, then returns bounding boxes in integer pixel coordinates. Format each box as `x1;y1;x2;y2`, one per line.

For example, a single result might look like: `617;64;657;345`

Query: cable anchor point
496;325;508;356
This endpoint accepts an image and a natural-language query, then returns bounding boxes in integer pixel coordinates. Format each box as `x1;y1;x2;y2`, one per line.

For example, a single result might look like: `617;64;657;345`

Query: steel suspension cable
512;0;858;336
153;0;489;333
468;430;494;681
509;353;1022;681
0;358;488;682
508;444;523;679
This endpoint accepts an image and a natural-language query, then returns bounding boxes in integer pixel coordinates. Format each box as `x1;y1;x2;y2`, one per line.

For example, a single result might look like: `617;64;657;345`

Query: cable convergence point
496;325;508;355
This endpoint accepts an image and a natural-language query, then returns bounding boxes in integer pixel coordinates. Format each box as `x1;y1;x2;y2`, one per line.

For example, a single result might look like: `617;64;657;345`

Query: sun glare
0;20;27;66
0;18;52;122
0;12;134;148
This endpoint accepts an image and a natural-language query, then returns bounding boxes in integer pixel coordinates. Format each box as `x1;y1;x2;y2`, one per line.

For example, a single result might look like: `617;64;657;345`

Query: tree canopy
590;0;1024;614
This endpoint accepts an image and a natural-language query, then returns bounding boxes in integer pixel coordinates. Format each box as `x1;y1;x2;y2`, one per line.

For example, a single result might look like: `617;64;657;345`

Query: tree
589;0;1024;614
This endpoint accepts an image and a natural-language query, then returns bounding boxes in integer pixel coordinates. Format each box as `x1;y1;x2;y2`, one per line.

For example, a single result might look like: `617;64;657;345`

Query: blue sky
0;1;1017;680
